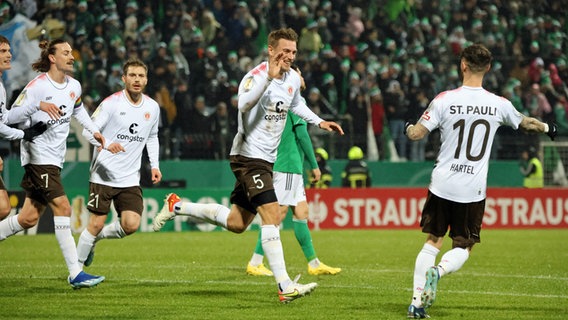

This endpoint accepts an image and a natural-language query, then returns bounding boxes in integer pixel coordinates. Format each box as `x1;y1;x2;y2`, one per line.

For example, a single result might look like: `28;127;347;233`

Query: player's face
51;42;74;74
270;38;297;72
0;42;12;73
122;66;148;94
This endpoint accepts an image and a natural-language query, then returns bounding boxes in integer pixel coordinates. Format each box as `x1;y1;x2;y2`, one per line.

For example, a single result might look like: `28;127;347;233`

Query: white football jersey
86;90;160;187
0;80;24;140
418;86;523;202
11;73;97;167
231;62;322;163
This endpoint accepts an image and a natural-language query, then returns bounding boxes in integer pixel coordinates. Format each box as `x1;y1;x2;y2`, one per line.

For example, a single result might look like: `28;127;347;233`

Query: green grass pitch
0;229;566;319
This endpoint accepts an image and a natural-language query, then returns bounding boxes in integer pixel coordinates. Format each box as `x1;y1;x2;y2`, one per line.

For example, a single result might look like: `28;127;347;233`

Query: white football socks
53;216;81;278
437;247;469;277
176;202;229;228
96;220;126;240
261;225;290;288
76;229;96;265
0;215;23;240
250;253;264;266
412;243;439;306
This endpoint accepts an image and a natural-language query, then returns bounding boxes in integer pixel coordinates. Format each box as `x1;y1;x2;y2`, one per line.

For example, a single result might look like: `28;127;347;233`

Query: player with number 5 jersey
152;28;344;303
404;43;557;319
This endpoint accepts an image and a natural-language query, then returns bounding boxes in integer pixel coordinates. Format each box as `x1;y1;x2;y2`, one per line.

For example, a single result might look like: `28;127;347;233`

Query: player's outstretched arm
519;116;557;140
318;121;344;135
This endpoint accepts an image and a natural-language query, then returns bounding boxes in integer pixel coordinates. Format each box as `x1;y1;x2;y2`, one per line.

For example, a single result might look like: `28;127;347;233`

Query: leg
153;193;244;232
0;197;43;240
292;201;341;275
50;195;105;288
246;229;273;276
77;213;107;267
0;189;11;220
247;203;288;276
50;195;83;278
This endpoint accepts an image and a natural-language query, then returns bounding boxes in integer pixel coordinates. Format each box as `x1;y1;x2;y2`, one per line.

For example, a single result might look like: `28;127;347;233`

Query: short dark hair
460;44;492;73
123;58;148;75
268;28;298;48
0;35;9;46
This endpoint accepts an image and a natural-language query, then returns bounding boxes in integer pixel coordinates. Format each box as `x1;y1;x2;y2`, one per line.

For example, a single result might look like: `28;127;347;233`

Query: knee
227;223;247;234
121;222;139;235
18;214;39;229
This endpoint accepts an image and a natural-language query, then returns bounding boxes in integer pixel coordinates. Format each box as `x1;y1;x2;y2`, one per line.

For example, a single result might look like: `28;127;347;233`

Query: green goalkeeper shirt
273;111;318;174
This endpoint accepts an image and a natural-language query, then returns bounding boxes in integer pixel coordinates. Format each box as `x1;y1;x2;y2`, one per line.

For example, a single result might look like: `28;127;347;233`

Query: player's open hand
268;52;284;79
102;142;125;154
319;121;344;135
39;101;63;119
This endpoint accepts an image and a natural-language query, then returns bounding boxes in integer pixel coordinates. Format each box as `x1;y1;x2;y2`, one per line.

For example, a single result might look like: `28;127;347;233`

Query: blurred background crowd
0;0;567;162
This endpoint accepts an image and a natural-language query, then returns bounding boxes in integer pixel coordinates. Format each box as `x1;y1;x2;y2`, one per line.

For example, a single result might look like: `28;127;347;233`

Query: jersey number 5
252;174;265;189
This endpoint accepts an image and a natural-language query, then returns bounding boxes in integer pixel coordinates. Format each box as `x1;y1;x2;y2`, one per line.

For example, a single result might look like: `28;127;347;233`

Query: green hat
369;87;381;96
322;73;334;85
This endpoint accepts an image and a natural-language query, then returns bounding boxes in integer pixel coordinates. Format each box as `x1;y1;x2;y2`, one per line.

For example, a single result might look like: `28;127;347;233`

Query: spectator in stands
384;79;409;160
370;87;386;160
408;89;429;162
525;83;552;121
2;0;567;162
181;95;215;159
346;88;369;155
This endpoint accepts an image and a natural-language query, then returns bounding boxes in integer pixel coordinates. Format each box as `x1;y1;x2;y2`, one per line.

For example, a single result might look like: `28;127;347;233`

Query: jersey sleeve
81;101;109;145
292;113;318;170
0;123;24;140
146;107;161;169
499;99;523;129
237;63;272;113
5;85;41;125
418;98;442;132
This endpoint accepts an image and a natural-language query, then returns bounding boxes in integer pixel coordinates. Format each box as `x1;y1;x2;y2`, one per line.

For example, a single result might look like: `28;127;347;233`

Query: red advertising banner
306;188;568;229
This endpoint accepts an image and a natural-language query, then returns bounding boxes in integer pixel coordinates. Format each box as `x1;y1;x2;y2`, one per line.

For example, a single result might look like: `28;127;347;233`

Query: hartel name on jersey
449;105;497;115
449;163;475;174
116;133;145;142
47;117;71;125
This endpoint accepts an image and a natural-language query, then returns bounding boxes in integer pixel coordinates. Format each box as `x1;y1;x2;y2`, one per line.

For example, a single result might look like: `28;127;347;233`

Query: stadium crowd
1;0;567;161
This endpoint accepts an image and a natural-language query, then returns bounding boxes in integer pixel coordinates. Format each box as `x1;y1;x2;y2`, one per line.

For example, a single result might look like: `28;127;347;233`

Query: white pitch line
4;274;566;300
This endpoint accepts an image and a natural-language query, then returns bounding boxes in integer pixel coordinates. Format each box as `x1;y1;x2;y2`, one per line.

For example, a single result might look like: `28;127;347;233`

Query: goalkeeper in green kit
246;66;341;276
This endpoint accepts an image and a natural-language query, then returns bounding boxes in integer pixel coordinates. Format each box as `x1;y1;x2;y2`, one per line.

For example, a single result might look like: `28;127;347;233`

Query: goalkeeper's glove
546;122;557;141
23;121;47;142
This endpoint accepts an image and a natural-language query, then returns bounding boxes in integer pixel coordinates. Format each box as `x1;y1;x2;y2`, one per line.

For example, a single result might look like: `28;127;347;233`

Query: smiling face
0;41;11;73
268;38;297;73
50;42;75;74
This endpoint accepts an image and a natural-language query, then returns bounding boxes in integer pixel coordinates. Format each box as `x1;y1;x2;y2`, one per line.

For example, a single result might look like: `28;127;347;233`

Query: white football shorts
273;171;306;206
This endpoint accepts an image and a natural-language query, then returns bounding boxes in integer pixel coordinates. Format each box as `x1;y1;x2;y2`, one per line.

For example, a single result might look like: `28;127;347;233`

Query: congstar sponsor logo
116;123;144;142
